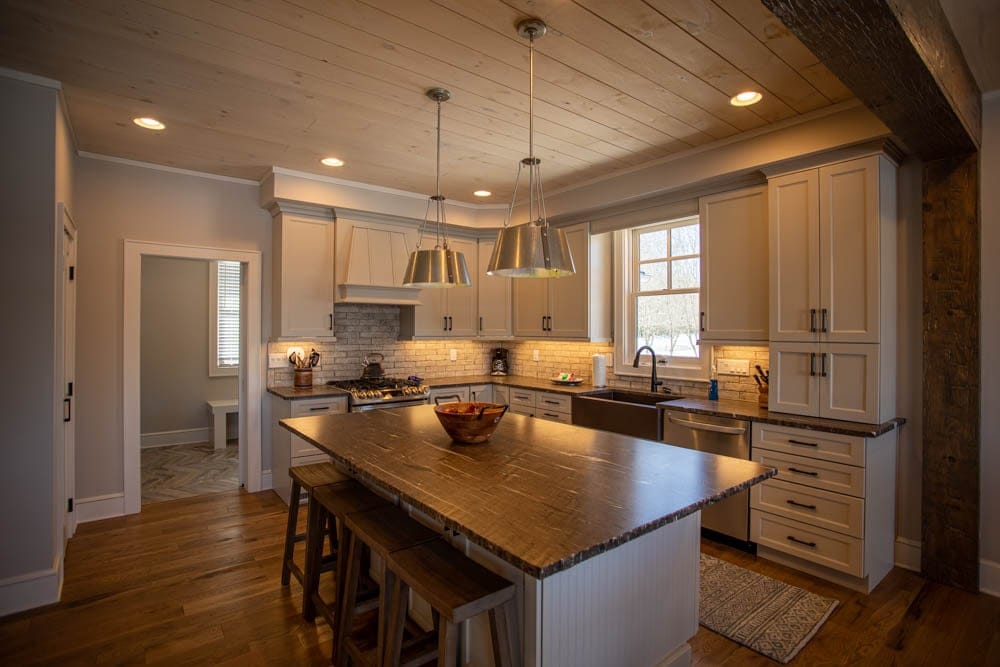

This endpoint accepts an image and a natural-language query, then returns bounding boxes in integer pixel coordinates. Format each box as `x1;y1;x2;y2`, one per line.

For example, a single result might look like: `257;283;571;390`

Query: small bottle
708;360;719;400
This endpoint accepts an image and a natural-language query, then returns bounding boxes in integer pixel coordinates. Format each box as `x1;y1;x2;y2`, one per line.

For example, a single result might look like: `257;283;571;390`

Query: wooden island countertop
281;405;774;579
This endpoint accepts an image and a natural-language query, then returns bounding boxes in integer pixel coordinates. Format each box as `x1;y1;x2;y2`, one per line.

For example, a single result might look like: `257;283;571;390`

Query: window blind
216;260;241;368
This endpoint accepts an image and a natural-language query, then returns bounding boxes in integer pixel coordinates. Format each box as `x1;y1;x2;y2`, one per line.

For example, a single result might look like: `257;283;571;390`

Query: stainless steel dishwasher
661;410;751;544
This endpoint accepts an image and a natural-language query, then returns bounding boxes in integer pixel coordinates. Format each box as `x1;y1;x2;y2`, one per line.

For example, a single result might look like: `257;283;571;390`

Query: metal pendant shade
487;19;575;279
402;246;471;288
402;88;471;288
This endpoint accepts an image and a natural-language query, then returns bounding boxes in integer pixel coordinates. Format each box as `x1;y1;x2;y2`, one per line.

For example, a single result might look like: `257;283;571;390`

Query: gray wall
73;157;272;500
982;94;999;574
140;257;238;438
0;76;58;580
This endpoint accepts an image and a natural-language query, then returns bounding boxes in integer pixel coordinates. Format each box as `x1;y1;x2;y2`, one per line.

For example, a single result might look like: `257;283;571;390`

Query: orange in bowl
433;402;509;444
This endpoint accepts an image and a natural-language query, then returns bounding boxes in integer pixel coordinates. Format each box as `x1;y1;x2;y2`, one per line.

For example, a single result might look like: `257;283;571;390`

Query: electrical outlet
532;349;540;362
717;359;750;376
449;349;457;362
268;353;287;369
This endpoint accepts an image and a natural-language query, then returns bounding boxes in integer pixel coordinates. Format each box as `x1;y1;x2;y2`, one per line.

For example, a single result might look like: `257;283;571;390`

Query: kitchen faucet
633;345;664;393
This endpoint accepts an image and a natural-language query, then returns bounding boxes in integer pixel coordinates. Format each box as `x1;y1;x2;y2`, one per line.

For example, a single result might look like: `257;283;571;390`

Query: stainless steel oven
661;410;751;543
326;377;430;412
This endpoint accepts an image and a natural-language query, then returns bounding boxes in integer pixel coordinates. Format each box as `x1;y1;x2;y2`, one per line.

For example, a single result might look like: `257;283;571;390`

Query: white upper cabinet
400;237;478;338
511;223;611;341
699;186;768;342
769;155;893;344
477;239;512;337
272;213;335;339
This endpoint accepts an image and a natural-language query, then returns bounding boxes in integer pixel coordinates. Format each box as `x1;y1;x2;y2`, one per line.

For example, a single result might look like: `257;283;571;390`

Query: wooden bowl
433;402;509;444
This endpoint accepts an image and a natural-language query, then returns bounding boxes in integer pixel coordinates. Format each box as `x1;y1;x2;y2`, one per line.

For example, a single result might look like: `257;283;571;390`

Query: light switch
717;358;750;376
268;353;287;369
532;349;540;361
449;349;457;361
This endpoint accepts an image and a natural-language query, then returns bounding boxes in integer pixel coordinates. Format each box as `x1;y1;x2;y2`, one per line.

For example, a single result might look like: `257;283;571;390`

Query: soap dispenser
708;361;719;401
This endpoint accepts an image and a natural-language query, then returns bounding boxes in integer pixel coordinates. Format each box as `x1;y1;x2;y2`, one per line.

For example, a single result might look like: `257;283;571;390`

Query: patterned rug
699;554;838;663
141;441;239;505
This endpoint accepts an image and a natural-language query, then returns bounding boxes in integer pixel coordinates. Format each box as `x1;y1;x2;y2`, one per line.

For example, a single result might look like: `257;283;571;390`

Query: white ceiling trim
0;65;61;90
78;152;260;186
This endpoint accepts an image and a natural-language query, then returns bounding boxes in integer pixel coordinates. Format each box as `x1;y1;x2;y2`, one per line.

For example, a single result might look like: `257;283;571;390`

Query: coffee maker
490;347;509;376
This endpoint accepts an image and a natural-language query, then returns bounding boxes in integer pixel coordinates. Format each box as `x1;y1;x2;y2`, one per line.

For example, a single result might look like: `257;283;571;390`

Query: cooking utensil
309;349;320;368
362;352;385;378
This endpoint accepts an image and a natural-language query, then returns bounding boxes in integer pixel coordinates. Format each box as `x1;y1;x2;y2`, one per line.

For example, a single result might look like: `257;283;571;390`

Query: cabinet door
699;187;768;342
477;239;512;337
820;343;880;423
411;282;449;336
819;157;880;343
469;384;493;403
512;277;548;337
769;171;820;342
493;384;509;406
548;224;591;338
445;238;479;337
769;342;820;417
428;386;469;404
276;216;335;338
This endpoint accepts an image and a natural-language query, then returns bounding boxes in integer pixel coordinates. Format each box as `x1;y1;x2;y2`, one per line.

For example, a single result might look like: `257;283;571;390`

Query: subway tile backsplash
268;304;768;402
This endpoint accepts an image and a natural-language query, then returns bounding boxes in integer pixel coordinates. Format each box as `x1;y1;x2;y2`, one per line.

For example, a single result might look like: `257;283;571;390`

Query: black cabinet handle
787;535;817;548
479;316;483;331
63;398;71;423
541;316;545;332
308;406;330;412
788;439;818;447
788;467;819;477
328;313;333;330
809;352;816;377
786;499;817;510
821;308;828;333
820;352;827;377
700;311;705;332
809;308;817;333
443;316;448;332
542;412;560;418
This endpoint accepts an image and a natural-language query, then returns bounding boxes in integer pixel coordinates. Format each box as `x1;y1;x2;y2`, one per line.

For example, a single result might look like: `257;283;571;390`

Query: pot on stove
361;352;385;378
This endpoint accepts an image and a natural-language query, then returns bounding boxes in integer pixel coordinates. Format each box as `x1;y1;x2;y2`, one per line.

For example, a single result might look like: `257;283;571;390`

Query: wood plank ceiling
0;0;851;201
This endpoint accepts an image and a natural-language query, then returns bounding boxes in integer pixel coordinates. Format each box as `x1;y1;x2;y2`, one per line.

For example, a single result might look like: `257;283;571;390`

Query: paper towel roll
592;354;607;388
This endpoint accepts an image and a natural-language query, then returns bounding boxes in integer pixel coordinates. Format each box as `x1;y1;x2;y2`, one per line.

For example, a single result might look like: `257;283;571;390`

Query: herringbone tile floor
141;441;240;505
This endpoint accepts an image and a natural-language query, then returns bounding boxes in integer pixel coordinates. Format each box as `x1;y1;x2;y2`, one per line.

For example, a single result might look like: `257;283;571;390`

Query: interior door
61;213;77;540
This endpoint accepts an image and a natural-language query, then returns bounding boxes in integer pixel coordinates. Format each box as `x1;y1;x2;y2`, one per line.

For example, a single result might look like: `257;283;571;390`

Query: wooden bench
206;398;238;450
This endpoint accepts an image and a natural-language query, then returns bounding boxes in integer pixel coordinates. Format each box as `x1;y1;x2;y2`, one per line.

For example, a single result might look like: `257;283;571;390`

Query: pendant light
487;19;575;279
402;88;472;288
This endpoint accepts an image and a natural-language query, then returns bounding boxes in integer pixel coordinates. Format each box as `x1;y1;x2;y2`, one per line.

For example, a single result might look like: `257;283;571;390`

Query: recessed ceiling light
473;190;492;197
132;117;165;130
730;91;763;107
320;157;344;167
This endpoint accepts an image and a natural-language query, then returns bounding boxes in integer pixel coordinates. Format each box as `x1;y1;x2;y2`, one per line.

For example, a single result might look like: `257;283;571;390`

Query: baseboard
981;558;1000;598
0;553;62;617
141;427;211;448
894;536;922;572
76;493;125;523
261;469;272;490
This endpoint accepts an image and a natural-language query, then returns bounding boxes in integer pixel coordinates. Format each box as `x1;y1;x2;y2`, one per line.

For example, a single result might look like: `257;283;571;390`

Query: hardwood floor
1;490;996;665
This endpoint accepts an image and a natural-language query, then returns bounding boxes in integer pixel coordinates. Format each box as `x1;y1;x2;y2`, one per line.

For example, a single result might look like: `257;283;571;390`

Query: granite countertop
281;406;774;578
657;397;904;438
267;385;349;400
425;374;604;395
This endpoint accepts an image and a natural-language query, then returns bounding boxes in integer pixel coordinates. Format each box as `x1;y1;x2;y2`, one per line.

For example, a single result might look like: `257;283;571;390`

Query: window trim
612;216;710;382
209;260;240;377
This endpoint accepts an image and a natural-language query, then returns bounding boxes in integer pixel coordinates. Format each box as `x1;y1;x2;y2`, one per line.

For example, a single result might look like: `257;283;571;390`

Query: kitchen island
282;405;774;667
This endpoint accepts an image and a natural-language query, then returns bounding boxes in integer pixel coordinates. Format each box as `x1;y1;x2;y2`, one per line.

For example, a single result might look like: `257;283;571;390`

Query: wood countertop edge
278;418;775;579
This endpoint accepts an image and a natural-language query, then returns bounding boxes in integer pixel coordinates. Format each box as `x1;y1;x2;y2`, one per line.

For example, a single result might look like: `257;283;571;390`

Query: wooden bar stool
301;480;392;625
336;505;441;666
384;539;518;667
280;462;348;595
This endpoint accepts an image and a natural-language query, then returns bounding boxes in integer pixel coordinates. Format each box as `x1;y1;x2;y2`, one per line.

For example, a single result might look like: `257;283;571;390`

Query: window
614;216;709;380
209;260;241;376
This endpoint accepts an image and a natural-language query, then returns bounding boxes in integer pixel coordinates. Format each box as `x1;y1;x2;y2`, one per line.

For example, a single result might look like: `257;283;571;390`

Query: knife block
757;384;768;409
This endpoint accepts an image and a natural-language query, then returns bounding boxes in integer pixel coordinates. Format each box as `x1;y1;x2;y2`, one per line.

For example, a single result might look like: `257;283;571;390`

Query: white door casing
123;240;263;515
60;205;77;541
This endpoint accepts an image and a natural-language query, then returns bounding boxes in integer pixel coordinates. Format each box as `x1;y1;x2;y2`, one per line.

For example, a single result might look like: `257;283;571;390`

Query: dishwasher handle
666;415;747;435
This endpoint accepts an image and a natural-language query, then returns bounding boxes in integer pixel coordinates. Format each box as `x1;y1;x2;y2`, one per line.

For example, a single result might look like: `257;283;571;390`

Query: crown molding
0;66;61;90
79;152;260;185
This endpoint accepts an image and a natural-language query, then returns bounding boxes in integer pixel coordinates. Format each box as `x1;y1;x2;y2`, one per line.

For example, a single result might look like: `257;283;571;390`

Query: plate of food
550;373;584;386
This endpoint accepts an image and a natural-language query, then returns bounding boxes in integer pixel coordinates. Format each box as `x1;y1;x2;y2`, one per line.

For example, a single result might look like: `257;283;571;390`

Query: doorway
123;241;262;515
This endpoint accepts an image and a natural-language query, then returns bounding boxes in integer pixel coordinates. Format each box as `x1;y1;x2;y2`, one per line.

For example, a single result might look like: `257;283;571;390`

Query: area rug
699;554;838;663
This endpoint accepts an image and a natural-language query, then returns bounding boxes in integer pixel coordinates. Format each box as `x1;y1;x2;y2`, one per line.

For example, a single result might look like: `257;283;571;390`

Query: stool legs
437;619;459;667
380;569;409;667
334;527;363;666
301;494;326;621
280;479;302;586
488;600;519;667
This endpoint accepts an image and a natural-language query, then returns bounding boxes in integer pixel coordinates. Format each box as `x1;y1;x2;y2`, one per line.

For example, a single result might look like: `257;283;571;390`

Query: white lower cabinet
468;384;493;403
271;394;349;505
428;386;469;405
493;384;509;406
750;422;897;592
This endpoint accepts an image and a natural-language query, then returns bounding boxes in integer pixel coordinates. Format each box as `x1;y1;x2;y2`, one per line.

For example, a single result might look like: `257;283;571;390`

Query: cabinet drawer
753;423;864;466
509;405;534;417
536;410;571;424
509;389;536;408
751;478;864;538
752;449;865;498
291;452;334;468
290;397;348;417
291;434;326;458
751;510;864;577
535;392;571;414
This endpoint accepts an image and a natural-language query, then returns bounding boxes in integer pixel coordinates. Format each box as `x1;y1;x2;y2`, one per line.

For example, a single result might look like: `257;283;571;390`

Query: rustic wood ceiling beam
762;0;981;160
762;0;983;591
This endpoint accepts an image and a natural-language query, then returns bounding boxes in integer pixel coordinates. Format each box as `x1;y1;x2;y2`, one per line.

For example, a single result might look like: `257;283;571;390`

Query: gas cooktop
326;377;429;408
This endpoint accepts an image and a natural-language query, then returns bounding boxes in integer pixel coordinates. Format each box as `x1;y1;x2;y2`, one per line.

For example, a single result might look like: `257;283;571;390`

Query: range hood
337;224;423;305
